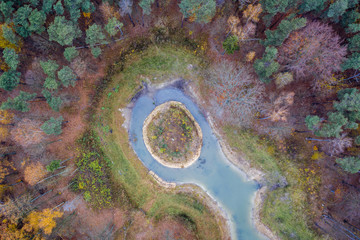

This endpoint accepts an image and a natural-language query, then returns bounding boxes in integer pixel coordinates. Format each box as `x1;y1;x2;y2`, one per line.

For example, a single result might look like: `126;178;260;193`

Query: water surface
129;87;266;240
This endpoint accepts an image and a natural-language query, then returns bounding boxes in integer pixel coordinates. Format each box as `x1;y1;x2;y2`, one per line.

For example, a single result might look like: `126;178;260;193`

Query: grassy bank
90;43;225;239
223;127;321;239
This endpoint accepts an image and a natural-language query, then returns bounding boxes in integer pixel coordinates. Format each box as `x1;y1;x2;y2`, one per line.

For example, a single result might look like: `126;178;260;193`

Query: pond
129;87;266;240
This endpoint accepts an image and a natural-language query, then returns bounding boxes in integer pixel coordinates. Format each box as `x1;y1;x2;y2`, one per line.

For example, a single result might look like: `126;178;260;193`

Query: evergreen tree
13;5;32;38
139;0;155;15
261;0;289;15
1;91;36;112
91;47;102;58
3;48;19;70
316;112;349;138
253;47;279;83
336;156;360;173
105;17;123;37
54;1;64;15
48;16;81;46
41;116;63;135
0;2;14;22
42;90;63;112
0;70;20;91
305;115;321;131
58;66;77;87
42;0;56;14
81;0;95;13
2;25;18;45
348;34;360;52
43;77;58;90
342;52;360;70
179;0;216;23
341;10;360;27
40;60;59;78
327;0;348;22
299;0;327;13
86;24;106;57
63;47;79;62
222;35;239;54
28;9;46;34
263;18;307;46
27;0;40;7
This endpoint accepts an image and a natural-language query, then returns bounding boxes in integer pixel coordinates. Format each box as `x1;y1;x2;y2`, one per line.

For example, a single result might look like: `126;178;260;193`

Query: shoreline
121;79;278;240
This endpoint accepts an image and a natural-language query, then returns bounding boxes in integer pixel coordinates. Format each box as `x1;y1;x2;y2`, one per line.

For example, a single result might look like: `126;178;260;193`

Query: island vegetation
0;0;359;239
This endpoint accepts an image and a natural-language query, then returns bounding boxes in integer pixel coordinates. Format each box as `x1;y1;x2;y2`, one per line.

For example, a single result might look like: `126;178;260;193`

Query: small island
143;101;202;168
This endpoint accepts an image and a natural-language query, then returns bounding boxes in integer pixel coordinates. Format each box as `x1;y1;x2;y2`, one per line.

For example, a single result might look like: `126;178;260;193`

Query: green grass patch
223;126;321;239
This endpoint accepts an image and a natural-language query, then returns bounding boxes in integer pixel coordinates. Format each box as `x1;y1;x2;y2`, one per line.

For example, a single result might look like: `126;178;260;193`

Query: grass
91;43;224;239
223;126;322;239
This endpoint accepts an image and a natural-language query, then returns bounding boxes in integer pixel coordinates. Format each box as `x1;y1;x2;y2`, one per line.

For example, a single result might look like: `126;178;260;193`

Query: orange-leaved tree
24;162;46;185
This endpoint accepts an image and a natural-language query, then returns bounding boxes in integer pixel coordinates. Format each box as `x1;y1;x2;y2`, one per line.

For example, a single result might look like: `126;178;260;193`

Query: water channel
129;87;266;240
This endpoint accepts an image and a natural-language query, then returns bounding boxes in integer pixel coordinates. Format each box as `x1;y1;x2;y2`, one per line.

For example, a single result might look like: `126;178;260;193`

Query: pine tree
139;0;155;15
253;46;279;83
58;66;77;87
2;25;18;45
41;116;63;135
43;77;58;90
48;16;81;46
13;5;33;38
1;91;36;112
3;48;19;70
0;70;20;91
28;9;46;34
299;0;327;13
222;35;239;54
342;52;360;70
327;0;348;22
105;17;123;37
54;0;64;15
336;156;360;173
42;0;56;14
261;0;289;15
86;24;106;57
63;47;79;62
0;2;14;22
42;90;63;112
305;115;321;131
179;0;216;23
40;60;59;78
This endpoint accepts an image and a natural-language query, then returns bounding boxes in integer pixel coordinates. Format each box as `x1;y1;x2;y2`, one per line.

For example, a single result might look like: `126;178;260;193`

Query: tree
0;2;14;21
323;134;352;156
81;0;95;13
299;0;327;13
3;48;19;70
0;70;20;91
275;72;293;88
41;116;63;135
243;4;262;23
261;0;289;15
263;17;307;47
208;60;264;126
2;194;32;222
42;90;62;112
40;60;58;78
28;9;46;34
58;66;77;87
278;21;347;83
26;209;63;235
0;110;14;125
327;0;348;22
118;0;135;27
342;52;360;70
13;5;33;38
2;25;19;45
254;46;279;83
47;16;81;46
42;0;56;14
336;156;360;173
179;0;216;23
139;0;155;15
91;47;101;58
43;77;58;90
24;162;46;185
86;24;106;57
46;160;61;172
105;17;123;36
11;118;45;147
348;34;360;52
305;115;321;131
222;35;239;54
1;91;36;112
54;0;64;15
63;47;79;62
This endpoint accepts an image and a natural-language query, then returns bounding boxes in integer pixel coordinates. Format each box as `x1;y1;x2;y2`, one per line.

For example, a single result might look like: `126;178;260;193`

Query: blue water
129;87;266;240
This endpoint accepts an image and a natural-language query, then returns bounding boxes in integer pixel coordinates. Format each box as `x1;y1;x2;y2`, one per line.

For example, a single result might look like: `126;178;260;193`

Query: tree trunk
128;13;135;27
305;137;330;142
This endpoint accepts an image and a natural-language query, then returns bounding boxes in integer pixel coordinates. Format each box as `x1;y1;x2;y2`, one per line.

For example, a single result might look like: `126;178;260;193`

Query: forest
0;0;360;239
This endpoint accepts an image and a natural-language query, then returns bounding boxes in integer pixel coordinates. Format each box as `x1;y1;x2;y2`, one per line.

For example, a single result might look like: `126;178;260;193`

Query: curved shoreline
142;101;203;168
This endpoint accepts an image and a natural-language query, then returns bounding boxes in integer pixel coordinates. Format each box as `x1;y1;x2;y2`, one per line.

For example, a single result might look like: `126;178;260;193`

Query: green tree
48;16;81;46
348;34;360;52
105;17;123;37
63;47;79;62
305;115;321;131
0;70;20;91
46;160;61;172
27;0;40;7
58;66;77;87
41;116;63;135
261;0;289;15
91;47;102;58
28;9;46;34
42;0;56;14
42;90;63;112
341;10;360;27
43;77;58;90
2;25;18;45
54;0;64;15
222;35;239;54
263;18;307;46
40;60;59;78
86;24;106;57
13;5;32;38
342;52;360;70
3;48;19;70
179;0;216;23
1;91;36;112
81;0;95;13
0;2;14;22
139;0;155;15
336;156;360;173
253;46;279;83
315;112;349;138
299;0;327;13
327;0;348;22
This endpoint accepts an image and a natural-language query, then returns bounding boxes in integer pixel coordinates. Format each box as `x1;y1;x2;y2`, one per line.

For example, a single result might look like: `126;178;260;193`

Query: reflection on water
129;87;266;240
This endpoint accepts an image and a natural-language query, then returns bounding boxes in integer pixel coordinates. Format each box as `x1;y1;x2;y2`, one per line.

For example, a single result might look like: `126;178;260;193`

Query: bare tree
323;134;353;156
1;194;33;223
118;0;135;27
208;60;264;126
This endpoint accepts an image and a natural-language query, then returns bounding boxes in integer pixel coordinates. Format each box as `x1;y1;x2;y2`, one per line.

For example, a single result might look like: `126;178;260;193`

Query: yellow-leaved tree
26;209;63;235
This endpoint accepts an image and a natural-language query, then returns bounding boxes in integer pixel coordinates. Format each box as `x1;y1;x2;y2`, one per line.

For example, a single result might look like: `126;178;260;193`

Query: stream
129;87;266;240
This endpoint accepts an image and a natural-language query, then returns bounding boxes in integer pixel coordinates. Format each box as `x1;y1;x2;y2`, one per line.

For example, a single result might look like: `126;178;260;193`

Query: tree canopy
41;116;63;135
179;0;216;23
58;66;77;87
139;0;155;15
48;16;81;46
1;91;36;112
254;46;280;83
0;70;20;91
